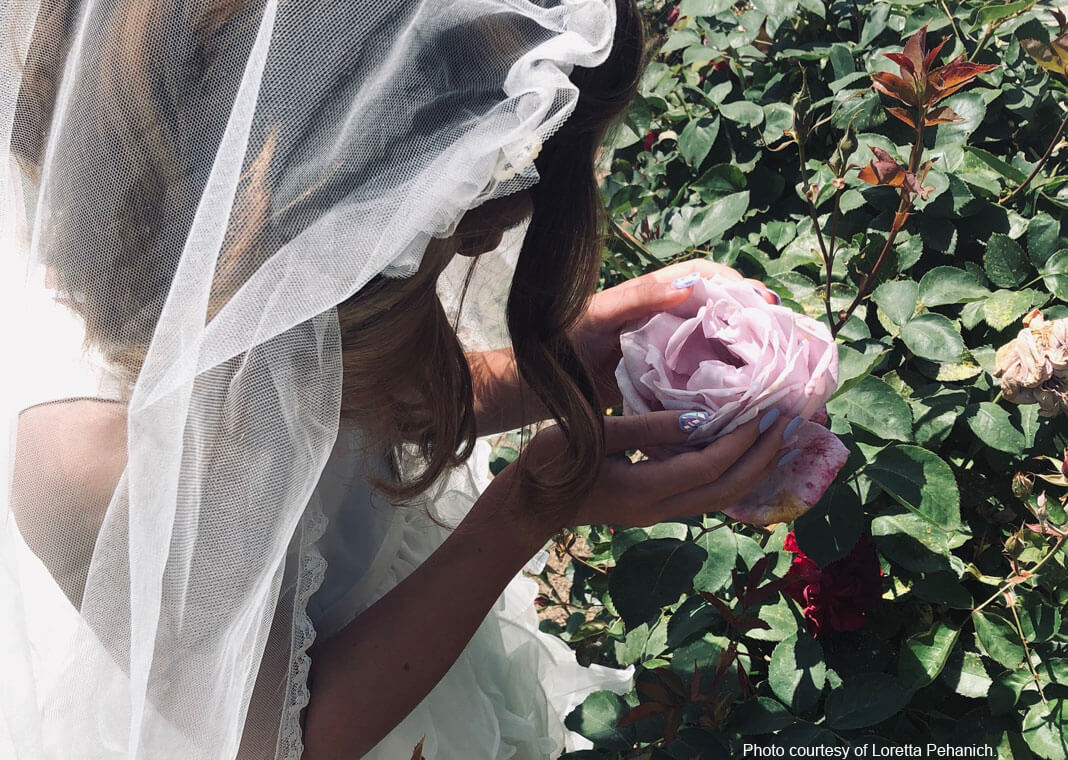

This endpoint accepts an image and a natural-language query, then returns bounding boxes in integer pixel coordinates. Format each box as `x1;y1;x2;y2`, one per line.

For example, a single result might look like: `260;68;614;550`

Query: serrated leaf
1022;699;1068;760
965;402;1026;454
898;622;960;689
900;313;965;362
825;673;909;730
680;191;750;247
867;446;961;528
827;375;913;442
719;100;765;127
609;539;707;630
874;279;920;326
984;234;1029;288
693;524;737;593
678;117;719;170
564;691;634;750
1040;249;1068;301
973;611;1025;670
918;266;991;307
984;289;1036;331
769;634;826;712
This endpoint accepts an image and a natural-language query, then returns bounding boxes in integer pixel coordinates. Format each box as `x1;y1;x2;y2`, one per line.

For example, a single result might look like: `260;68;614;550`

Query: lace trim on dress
276;494;329;760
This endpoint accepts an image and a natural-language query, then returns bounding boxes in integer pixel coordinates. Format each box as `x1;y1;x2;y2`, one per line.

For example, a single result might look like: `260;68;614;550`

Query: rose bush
492;1;1068;755
615;274;847;524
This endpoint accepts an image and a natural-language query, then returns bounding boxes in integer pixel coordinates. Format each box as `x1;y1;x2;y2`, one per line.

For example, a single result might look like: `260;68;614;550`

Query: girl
1;0;788;757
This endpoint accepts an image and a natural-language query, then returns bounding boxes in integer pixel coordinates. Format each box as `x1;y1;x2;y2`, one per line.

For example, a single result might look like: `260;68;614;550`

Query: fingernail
678;411;713;434
783;416;803;442
752;285;781;305
758;408;781;434
778;449;801;467
769;290;782;305
672;273;700;290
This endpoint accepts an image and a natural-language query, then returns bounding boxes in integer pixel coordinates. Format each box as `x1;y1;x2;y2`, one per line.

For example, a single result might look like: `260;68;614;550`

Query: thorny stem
1000;107;1068;205
833;106;926;334
796;133;839;329
560;533;610;577
1006;594;1050;708
825;187;844;328
937;0;964;48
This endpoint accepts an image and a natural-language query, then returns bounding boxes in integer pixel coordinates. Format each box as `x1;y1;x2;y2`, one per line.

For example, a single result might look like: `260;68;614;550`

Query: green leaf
900;313;965;363
942;648;993;698
898;622;960;689
858;2;890;47
973;611;1025;670
984;234;1029;288
983;289;1036;331
826;375;913;442
965;146;1028;185
912;573;973;609
793;484;864;566
1028;213;1062;267
873;279;920;327
769;634;827;712
564;690;634;750
975;0;1033;25
872;513;970;573
678;117;719;170
729;696;794;734
965;402;1026;454
609;538;707;630
678;0;734;15
867;446;961;529
719;100;764;127
682;191;750;247
692;524;737;593
1022;699;1068;760
918;266;991;307
1040;249;1068;301
824;673;909;730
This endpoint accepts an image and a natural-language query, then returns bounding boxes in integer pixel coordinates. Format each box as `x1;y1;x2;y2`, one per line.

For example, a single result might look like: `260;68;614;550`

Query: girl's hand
505;407;793;531
569;261;779;408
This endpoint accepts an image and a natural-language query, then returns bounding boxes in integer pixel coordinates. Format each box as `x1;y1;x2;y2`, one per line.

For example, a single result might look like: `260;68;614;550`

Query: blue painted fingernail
778;449;801;467
770;290;782;305
758;408;781;434
678;411;713;433
752;285;781;305
672;273;700;290
783;416;803;441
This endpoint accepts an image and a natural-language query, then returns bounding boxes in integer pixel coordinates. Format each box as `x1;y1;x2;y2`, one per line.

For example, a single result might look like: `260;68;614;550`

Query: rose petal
721;421;849;525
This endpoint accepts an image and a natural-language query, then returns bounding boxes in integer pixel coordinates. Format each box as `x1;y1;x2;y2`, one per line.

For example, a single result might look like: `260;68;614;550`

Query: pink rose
614;275;848;525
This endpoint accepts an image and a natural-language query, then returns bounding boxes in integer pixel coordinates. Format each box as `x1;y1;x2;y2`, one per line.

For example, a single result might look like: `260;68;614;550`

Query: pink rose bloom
615;275;848;525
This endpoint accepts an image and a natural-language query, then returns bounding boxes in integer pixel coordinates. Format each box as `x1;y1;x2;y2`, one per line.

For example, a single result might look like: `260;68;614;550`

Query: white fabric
308;424;633;759
0;2;619;758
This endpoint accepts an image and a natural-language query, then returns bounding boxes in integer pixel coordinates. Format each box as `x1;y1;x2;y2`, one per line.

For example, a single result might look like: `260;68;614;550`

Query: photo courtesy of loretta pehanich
742;744;997;759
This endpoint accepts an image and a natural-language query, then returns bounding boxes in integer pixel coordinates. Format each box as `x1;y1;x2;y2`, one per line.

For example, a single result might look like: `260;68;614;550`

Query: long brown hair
11;0;646;515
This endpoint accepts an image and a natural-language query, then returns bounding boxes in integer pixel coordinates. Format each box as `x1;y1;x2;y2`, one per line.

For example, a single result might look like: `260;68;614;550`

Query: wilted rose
782;531;884;637
615;275;848;525
994;310;1068;417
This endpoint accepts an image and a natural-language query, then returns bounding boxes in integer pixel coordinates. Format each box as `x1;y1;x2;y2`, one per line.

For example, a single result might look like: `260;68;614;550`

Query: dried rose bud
994;312;1068;417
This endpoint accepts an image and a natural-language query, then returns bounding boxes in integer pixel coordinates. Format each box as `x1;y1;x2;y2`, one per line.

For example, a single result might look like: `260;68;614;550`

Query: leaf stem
937;0;965;48
1000;107;1068;205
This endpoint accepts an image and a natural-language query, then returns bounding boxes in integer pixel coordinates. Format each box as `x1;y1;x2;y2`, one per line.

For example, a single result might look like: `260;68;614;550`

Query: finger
741;277;781;305
651;435;790;521
645;260;744;285
603;409;716;455
618;412;789;502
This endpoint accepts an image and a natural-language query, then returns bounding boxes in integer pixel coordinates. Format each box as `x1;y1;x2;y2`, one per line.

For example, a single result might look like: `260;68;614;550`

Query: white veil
0;1;616;757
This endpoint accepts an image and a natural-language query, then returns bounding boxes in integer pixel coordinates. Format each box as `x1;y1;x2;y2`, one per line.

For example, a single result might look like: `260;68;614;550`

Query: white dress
302;420;633;759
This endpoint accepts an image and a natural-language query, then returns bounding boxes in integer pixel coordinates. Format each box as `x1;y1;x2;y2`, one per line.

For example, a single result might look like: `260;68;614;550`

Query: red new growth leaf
887;107;916;128
617;701;669;729
924;105;962;125
872;71;918;106
928;56;997;104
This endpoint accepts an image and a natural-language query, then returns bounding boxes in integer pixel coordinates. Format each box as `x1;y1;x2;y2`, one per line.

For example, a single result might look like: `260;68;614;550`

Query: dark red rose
713;59;730;72
782;531;884;637
643;129;657;152
666;5;680;25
